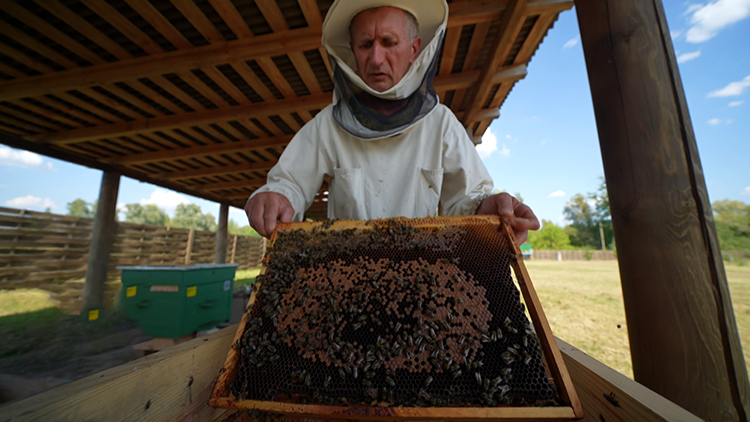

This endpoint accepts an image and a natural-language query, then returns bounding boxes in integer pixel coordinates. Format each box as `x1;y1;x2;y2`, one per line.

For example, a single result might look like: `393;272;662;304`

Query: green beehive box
118;264;239;338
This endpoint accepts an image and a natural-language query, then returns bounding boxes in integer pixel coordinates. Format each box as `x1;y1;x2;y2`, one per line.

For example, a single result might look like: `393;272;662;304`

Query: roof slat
36;0;133;59
0;24;78;70
123;0;193;50
1;2;104;65
206;0;253;39
170;0;225;44
79;0;163;55
462;0;527;126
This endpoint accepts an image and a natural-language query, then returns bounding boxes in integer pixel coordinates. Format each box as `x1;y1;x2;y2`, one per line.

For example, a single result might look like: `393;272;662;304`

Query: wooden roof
0;0;572;217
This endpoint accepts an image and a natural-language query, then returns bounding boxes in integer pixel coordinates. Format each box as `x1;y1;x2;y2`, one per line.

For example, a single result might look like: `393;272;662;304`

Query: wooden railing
0;207;265;307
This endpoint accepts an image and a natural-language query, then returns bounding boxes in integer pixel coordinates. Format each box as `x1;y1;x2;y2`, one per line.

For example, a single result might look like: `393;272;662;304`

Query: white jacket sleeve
249;117;331;222
439;117;494;216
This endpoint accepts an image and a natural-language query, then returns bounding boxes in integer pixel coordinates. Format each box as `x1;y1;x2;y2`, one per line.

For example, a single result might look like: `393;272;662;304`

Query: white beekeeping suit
250;0;494;221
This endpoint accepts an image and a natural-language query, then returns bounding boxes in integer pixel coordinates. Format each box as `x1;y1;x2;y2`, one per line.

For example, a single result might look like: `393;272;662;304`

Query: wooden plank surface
0;326;236;422
557;339;703;422
0;330;701;421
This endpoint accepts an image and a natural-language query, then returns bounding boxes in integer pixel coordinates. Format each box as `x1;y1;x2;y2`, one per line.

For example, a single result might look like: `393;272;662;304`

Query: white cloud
562;37;579;50
548;190;566;198
670;29;683;40
140;188;189;211
5;195;56;210
742;187;750;196
0;146;54;171
729;100;745;106
685;0;750;42
499;144;511;157
708;75;750;97
677;50;701;63
476;128;498;158
708;118;723;125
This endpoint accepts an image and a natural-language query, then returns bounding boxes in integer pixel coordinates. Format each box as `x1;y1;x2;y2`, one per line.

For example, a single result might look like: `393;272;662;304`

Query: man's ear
410;37;422;64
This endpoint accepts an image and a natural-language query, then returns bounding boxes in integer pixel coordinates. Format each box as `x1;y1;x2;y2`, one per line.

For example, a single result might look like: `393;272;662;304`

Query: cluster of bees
231;219;559;408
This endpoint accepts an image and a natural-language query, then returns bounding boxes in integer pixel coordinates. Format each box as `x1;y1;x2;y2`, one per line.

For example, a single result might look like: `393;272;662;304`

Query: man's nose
370;43;385;65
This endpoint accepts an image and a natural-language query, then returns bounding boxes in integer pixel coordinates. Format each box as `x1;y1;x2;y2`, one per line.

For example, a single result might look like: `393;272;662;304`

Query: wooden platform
0;325;703;422
132;333;198;357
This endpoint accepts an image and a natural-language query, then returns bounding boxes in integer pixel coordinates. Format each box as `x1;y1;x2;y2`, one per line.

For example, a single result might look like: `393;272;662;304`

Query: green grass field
0;262;747;380
524;260;750;379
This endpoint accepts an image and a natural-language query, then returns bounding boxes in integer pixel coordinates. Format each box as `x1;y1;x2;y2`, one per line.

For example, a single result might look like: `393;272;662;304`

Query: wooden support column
80;171;120;314
215;203;229;264
575;1;750;420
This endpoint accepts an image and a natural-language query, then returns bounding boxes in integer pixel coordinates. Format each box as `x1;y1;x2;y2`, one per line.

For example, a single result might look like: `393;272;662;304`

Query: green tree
124;203;170;226
66;198;94;218
713;199;750;252
528;220;571;250
171;203;217;231
228;219;261;237
563;193;598;248
563;179;614;249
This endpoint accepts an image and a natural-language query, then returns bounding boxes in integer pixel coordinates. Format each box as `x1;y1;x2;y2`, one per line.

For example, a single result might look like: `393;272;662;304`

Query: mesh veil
329;35;443;140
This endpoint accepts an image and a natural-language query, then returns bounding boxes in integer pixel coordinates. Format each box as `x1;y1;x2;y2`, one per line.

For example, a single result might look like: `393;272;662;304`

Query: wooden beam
24;63;523;147
154;160;274;181
447;0;573;28
461;0;527;126
29;93;331;144
104;136;291;165
198;180;265;192
0;0;568;103
436;65;527;94
576;1;750;420
80;171;120;314
0;26;321;102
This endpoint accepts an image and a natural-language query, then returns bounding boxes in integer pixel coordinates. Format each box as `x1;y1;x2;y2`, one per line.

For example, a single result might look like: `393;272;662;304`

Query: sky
1;1;749;228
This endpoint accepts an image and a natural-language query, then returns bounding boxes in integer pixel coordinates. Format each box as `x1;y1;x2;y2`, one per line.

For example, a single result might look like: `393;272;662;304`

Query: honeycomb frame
210;216;583;420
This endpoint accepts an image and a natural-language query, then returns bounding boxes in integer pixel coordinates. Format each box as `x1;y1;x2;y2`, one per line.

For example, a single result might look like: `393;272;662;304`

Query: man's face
350;7;422;92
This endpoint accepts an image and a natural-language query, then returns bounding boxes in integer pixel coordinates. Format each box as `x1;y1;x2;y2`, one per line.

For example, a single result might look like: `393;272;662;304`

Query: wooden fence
0;207;265;311
532;250;617;261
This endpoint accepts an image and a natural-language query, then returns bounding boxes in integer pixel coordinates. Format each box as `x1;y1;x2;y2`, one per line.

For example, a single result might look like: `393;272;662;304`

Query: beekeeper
245;0;539;241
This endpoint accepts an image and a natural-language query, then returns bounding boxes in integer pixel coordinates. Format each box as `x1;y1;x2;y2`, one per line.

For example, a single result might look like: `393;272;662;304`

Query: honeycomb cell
232;218;559;407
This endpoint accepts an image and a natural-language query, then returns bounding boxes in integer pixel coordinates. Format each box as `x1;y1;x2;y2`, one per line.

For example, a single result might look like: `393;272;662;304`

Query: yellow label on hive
88;309;99;321
186;286;197;297
126;286;137;297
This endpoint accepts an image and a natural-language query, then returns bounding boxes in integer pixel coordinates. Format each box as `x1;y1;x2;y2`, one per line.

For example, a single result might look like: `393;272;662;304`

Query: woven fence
0;207;265;311
531;250;617;261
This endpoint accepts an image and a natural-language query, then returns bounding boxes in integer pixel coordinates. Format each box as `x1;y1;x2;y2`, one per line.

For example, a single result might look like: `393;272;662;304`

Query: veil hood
321;0;449;139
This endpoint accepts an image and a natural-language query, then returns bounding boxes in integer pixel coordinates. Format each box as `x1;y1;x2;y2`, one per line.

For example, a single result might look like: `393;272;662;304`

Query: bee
475;372;483;387
423;376;433;387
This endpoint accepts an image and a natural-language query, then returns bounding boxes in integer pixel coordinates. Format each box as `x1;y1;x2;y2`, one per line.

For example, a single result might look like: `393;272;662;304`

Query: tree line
65;199;260;237
527;181;750;259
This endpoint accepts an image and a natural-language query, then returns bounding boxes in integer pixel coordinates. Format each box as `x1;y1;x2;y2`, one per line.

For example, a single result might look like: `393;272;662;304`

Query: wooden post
184;228;195;265
230;235;238;264
575;1;750;420
215;203;229;264
80;171;120;315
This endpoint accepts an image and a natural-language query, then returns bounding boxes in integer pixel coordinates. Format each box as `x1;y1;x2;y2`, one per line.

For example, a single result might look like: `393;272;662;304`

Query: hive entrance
211;216;581;420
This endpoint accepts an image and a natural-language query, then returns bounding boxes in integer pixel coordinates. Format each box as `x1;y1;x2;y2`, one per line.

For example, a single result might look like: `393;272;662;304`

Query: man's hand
245;192;295;238
476;193;540;244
